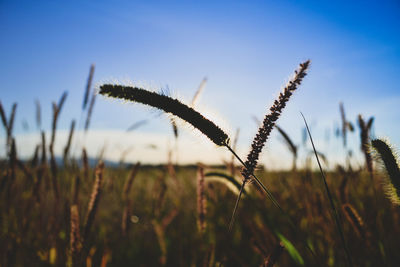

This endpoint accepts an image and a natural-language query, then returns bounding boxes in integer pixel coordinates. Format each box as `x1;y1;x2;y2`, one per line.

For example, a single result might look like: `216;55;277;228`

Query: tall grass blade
301;112;353;266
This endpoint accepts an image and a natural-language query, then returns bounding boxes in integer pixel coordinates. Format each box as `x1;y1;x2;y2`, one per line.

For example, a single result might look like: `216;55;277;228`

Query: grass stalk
99;84;230;146
63;119;76;163
301;112;353;266
83;64;95;111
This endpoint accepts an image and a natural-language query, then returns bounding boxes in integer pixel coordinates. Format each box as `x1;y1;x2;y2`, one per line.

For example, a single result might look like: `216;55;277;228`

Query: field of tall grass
1;61;400;266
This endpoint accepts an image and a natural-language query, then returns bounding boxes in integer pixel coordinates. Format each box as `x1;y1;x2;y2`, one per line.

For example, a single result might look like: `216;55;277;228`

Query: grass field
1;160;400;266
1;62;400;267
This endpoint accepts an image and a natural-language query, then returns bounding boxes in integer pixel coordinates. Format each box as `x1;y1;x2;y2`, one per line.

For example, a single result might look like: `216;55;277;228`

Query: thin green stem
225;144;285;220
228;180;245;231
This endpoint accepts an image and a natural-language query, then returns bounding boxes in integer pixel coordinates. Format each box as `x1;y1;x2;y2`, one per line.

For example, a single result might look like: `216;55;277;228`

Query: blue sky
0;0;399;167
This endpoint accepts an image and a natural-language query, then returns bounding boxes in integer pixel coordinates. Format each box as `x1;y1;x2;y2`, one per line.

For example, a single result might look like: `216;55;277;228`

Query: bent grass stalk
99;84;230;146
204;172;246;194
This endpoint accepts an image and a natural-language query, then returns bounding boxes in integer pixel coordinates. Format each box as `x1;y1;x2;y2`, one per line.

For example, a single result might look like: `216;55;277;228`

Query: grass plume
371;138;400;205
83;161;104;241
99;84;230;146
50;91;68;149
339;102;347;147
0;101;7;130
342;203;366;239
230;60;310;229
35;99;41;129
358;114;374;174
82;148;89;180
171;118;178;139
84;91;96;132
83;64;95;110
0;101;17;154
63;119;76;162
126;119;148;132
241;60;310;182
70;204;82;267
197;165;207;233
